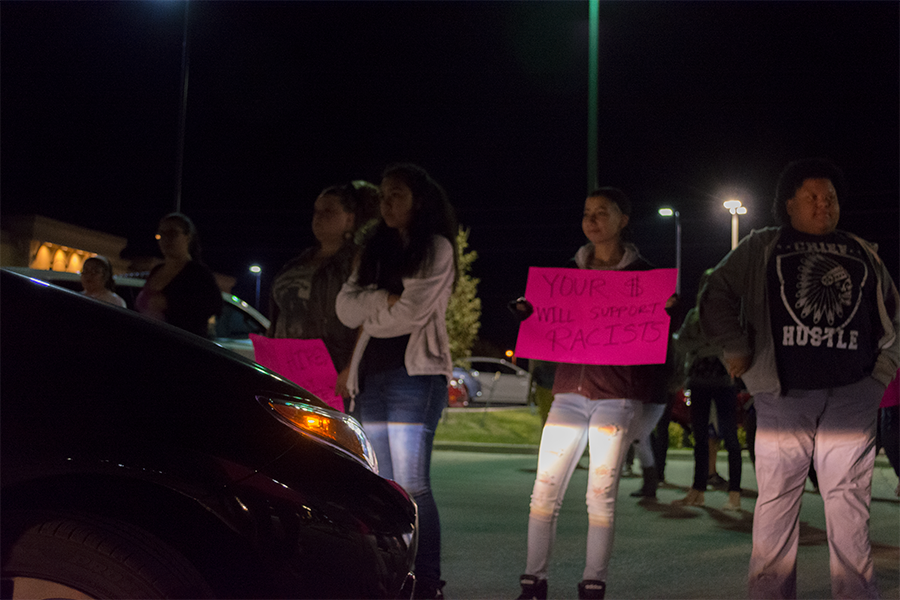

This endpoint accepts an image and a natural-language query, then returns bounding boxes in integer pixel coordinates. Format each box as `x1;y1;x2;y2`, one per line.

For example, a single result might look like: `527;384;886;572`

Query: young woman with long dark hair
136;212;222;338
336;163;457;599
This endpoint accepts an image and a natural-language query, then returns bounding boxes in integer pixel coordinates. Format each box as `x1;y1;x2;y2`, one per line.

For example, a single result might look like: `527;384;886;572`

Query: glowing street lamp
250;264;262;309
658;207;681;296
723;200;747;250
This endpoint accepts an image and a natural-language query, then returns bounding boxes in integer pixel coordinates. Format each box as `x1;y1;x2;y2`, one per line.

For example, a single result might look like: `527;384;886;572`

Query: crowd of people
508;158;898;600
78;212;223;332
77;158;898;600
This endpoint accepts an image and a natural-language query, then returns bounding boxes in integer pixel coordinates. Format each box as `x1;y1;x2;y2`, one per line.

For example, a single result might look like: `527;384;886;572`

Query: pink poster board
249;335;344;411
514;267;677;365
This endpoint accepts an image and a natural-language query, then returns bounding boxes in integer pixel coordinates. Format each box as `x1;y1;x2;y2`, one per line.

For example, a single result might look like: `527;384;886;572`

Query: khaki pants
749;377;884;599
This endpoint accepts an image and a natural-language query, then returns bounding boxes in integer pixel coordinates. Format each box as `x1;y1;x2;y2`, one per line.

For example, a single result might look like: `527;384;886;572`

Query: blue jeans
357;366;447;586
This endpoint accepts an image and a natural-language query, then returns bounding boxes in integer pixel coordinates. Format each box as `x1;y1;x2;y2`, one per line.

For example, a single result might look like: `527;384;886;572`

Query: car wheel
1;512;215;599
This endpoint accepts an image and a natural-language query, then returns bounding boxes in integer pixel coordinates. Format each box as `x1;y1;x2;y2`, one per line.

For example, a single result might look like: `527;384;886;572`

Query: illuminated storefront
0;215;128;274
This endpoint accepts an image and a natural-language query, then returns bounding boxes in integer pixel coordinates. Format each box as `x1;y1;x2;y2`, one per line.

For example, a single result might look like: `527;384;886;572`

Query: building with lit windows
0;215;129;274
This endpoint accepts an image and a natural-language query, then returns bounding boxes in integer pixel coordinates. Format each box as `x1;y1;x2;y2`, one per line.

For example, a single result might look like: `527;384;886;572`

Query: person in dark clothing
268;181;380;406
136;212;221;338
672;272;743;510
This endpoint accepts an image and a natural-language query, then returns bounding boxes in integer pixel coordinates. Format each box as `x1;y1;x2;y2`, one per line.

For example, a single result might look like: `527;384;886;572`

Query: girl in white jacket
336;163;457;600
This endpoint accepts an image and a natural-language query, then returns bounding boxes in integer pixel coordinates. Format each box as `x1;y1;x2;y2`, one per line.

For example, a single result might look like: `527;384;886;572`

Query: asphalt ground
430;446;899;600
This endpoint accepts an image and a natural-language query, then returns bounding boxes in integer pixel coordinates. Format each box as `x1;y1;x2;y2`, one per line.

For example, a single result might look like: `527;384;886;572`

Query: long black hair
356;163;458;293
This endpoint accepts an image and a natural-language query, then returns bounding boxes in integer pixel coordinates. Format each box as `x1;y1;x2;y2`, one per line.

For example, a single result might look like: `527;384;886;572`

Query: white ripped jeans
525;393;641;582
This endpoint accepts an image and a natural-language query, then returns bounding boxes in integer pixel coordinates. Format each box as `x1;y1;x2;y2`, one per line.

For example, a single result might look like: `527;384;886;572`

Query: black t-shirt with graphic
767;227;878;391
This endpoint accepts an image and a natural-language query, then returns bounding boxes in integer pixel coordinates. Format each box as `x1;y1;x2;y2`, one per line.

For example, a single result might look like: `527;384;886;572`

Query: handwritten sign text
249;335;344;411
514;267;677;365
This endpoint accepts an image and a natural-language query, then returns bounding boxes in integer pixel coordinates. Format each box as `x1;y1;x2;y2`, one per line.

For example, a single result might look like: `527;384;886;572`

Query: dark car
3;267;269;361
0;269;417;599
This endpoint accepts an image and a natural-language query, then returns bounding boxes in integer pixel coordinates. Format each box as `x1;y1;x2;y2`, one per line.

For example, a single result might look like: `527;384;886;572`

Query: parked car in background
458;357;534;406
448;366;481;407
4;267;269;361
0;269;417;599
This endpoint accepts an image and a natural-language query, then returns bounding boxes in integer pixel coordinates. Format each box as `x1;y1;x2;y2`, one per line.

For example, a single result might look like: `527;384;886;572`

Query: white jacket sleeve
335;275;390;330
362;236;455;337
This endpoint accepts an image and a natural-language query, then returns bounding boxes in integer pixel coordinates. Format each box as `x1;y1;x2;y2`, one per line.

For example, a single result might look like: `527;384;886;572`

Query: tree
446;226;481;362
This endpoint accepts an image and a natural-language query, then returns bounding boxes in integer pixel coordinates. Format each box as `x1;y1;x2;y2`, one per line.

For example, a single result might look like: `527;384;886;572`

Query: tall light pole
250;264;262;309
723;200;747;250
658;207;681;296
587;0;599;192
174;0;190;213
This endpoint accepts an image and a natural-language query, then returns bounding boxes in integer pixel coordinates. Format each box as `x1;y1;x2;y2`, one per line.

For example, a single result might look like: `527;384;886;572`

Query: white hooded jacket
336;235;455;397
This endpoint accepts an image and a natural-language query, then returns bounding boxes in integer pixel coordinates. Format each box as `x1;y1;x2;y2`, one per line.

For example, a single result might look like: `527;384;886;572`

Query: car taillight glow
259;397;378;473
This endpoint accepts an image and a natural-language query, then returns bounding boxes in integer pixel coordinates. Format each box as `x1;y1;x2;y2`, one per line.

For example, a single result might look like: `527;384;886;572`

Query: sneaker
671;488;705;506
629;486;657;498
577;579;606;599
722;490;741;511
707;473;728;490
516;575;547;600
414;579;446;599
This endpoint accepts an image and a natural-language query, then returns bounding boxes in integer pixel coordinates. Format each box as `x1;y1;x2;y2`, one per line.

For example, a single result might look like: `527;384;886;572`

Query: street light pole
723;200;747;250
174;0;190;213
250;264;262;309
587;0;599;192
658;207;681;296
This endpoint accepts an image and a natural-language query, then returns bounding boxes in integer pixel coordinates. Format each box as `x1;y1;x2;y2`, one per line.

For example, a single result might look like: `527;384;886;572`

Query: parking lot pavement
432;448;899;600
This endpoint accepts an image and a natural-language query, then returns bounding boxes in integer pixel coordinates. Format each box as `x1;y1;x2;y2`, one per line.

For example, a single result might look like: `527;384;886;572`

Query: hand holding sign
514;267;677;365
249;334;345;411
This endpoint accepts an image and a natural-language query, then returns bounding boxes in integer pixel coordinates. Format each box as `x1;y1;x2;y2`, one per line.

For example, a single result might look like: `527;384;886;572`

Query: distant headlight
258;397;378;473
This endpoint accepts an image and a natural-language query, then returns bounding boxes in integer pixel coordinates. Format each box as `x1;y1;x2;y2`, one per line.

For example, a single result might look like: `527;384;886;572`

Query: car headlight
258;397;378;473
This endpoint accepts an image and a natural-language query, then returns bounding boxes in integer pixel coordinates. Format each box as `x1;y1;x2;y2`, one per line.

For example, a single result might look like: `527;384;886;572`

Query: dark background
2;1;897;352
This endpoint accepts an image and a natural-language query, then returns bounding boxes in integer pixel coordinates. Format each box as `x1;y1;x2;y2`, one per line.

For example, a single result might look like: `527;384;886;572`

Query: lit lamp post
658;207;681;296
175;0;190;213
587;0;599;191
723;200;747;250
249;264;262;309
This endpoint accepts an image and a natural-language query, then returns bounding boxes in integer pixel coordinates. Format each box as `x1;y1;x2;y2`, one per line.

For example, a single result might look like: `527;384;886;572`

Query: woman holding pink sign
268;181;380;407
336;163;457;600
513;188;671;600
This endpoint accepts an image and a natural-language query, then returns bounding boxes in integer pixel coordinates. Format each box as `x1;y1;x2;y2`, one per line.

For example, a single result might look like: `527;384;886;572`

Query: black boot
577;580;606;599
414;579;446;599
629;466;659;498
516;574;548;600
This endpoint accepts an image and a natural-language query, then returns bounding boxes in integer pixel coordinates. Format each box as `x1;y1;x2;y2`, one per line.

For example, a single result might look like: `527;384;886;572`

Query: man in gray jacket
699;158;899;599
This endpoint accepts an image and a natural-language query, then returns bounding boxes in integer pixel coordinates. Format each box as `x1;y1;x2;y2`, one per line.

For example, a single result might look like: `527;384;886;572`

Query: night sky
2;1;898;350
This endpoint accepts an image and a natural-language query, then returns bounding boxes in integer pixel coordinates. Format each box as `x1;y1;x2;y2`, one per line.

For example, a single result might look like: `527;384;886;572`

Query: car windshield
216;302;267;339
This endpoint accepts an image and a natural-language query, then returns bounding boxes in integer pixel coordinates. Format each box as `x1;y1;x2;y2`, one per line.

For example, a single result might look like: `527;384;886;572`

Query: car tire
1;512;215;599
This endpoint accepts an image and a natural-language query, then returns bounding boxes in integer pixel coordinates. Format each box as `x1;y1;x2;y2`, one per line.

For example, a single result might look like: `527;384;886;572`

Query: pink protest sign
514;267;677;365
249;335;344;411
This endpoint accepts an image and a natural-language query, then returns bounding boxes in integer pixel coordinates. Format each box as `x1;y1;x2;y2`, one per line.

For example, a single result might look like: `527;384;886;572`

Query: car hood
0;270;325;481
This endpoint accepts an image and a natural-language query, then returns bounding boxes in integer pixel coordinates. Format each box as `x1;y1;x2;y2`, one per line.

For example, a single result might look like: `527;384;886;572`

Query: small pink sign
249;335;344;412
514;267;677;365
